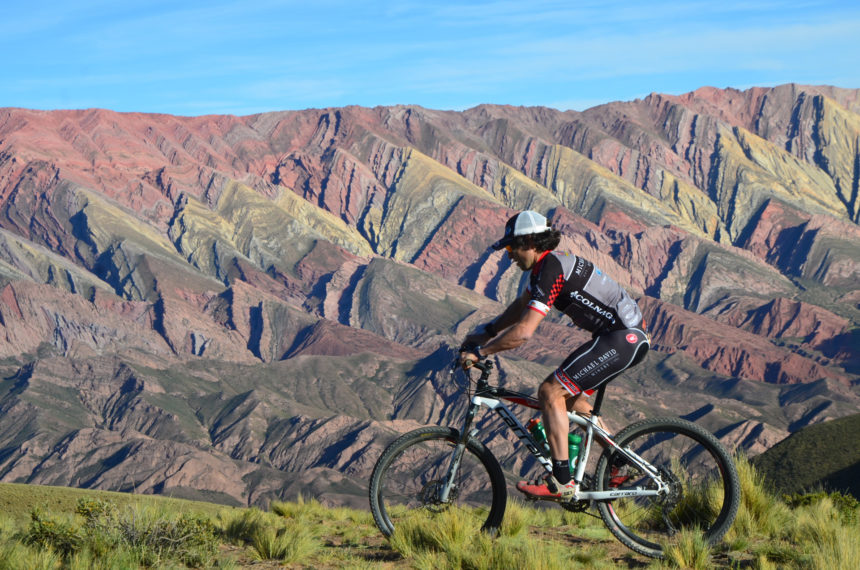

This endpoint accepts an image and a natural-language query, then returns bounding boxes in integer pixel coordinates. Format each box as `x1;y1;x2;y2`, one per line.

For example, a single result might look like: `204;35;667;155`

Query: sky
2;0;859;116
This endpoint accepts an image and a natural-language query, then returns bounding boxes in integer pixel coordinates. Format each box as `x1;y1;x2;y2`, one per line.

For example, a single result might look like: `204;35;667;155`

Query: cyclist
460;210;649;500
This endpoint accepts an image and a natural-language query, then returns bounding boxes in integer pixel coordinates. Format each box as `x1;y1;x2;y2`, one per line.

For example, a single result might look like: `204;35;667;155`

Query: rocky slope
0;84;857;506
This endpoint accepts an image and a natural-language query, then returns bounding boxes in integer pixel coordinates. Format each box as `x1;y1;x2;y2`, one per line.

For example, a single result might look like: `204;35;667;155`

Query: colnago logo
571;290;616;324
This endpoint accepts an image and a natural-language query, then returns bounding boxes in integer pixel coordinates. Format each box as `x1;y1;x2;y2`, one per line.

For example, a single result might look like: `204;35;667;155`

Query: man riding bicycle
459;210;649;500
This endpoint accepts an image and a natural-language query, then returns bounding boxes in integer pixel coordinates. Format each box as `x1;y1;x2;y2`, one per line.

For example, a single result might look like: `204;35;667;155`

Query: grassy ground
0;456;858;569
0;483;228;525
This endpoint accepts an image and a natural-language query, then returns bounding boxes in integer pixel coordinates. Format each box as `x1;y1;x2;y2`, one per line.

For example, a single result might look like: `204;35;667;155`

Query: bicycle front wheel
595;417;740;559
369;426;507;537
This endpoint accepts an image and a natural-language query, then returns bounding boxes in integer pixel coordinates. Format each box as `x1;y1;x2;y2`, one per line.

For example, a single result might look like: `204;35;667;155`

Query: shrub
114;505;219;567
76;498;118;522
784;491;859;525
22;498;220;568
23;508;83;558
788;495;860;569
727;454;792;541
219;507;273;544
270;495;328;521
498;500;529;537
388;505;608;570
0;540;63;570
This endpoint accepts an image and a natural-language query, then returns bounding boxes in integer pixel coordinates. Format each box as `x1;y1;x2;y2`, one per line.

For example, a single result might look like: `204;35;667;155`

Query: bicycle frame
442;362;669;502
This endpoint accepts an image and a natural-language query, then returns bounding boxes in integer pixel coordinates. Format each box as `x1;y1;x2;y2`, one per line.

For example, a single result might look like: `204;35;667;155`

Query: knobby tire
369;426;507;537
594;416;740;558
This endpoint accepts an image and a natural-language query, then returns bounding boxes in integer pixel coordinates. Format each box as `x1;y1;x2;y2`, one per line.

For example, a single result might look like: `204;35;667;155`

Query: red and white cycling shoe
516;474;577;500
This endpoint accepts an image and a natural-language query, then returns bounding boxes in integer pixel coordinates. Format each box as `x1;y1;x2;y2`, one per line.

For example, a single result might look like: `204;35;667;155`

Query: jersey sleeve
527;257;565;316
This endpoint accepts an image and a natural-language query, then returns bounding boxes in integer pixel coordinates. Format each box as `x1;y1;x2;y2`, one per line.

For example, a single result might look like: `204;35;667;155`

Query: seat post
591;385;607;417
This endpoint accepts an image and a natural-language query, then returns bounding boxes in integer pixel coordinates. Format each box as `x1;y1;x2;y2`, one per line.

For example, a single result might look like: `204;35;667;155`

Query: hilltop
753;412;860;497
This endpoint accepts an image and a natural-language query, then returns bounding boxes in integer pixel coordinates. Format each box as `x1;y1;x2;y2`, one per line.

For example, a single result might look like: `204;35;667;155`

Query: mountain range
0;83;857;507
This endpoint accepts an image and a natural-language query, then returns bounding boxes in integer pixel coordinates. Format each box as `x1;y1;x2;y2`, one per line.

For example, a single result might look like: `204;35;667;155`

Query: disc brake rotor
420;480;456;512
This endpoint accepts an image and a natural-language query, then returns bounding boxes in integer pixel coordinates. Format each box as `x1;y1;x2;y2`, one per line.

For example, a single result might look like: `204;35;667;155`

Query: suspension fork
438;399;481;502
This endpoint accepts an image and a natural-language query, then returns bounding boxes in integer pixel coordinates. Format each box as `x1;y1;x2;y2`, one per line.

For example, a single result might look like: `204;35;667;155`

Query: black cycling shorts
552;327;649;397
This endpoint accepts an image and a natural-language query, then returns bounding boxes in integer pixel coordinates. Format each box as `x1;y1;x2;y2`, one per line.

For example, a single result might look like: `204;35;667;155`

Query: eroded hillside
0;84;857;506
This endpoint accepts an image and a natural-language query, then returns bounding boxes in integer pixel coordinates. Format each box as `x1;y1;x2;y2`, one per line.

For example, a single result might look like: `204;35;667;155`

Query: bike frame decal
498;395;540;409
473;395;554;471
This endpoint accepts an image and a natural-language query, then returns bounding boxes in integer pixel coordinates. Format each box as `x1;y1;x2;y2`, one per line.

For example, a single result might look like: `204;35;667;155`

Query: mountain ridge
0;83;857;506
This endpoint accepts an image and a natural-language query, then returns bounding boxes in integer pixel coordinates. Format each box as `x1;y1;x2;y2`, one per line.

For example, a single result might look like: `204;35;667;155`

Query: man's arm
491;289;531;333
479;303;544;356
460;289;545;366
463;289;529;347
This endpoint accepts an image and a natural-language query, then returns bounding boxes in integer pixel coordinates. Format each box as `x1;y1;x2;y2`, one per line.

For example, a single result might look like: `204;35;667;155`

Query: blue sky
3;0;859;116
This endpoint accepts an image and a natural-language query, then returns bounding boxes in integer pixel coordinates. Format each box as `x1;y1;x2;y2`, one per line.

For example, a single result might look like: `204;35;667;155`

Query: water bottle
568;432;583;473
526;418;551;457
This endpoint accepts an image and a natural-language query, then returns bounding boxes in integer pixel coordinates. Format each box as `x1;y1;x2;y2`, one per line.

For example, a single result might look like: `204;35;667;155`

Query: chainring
560;474;594;512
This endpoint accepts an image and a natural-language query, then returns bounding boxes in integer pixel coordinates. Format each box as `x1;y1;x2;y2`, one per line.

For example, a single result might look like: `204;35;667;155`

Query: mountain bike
368;359;740;559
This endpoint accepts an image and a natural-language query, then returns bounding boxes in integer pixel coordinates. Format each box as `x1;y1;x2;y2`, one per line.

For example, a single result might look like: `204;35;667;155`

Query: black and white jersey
526;251;643;334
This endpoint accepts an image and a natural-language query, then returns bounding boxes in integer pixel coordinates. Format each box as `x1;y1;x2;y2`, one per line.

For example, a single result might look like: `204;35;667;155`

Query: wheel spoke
369;427;507;537
596;418;740;558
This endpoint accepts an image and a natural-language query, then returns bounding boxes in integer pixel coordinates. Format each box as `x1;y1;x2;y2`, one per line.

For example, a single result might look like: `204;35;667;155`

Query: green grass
1;460;859;569
0;483;226;525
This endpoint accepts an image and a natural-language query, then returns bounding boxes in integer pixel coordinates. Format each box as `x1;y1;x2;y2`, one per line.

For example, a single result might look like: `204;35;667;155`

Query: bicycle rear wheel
369;426;507;537
595;417;740;559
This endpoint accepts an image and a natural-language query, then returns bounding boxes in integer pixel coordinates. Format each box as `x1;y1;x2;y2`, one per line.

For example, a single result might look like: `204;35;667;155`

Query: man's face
505;243;537;271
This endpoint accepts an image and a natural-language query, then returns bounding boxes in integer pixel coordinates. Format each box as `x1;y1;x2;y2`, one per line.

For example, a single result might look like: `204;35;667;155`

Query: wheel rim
376;435;497;535
601;427;733;551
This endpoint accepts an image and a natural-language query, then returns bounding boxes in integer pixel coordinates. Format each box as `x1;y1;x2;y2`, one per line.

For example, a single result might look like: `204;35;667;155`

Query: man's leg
568;393;609;433
518;329;648;500
516;376;578;499
539;377;570;461
567;393;590;414
538;377;573;485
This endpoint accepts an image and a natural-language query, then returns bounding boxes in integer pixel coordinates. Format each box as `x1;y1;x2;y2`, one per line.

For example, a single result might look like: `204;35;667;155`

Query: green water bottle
568;432;583;473
527;418;551;457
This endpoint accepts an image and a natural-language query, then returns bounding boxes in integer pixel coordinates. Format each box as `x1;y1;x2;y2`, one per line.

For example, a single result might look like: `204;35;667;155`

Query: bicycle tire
369;426;507;537
594;416;740;559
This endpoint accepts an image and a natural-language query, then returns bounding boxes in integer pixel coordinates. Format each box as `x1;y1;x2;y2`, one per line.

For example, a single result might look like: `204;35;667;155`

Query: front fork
438;401;480;503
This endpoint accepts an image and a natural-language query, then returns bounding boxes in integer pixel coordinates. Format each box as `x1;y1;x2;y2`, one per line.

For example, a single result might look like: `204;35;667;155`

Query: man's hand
459;329;492;369
458;342;482;369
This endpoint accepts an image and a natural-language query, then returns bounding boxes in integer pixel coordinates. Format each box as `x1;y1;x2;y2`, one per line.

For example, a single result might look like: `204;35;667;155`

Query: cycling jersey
526;251;643;333
523;250;648;396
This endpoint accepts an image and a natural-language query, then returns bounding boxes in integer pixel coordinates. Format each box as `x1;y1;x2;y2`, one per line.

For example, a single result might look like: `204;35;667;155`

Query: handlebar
453;355;493;387
469;359;493;374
